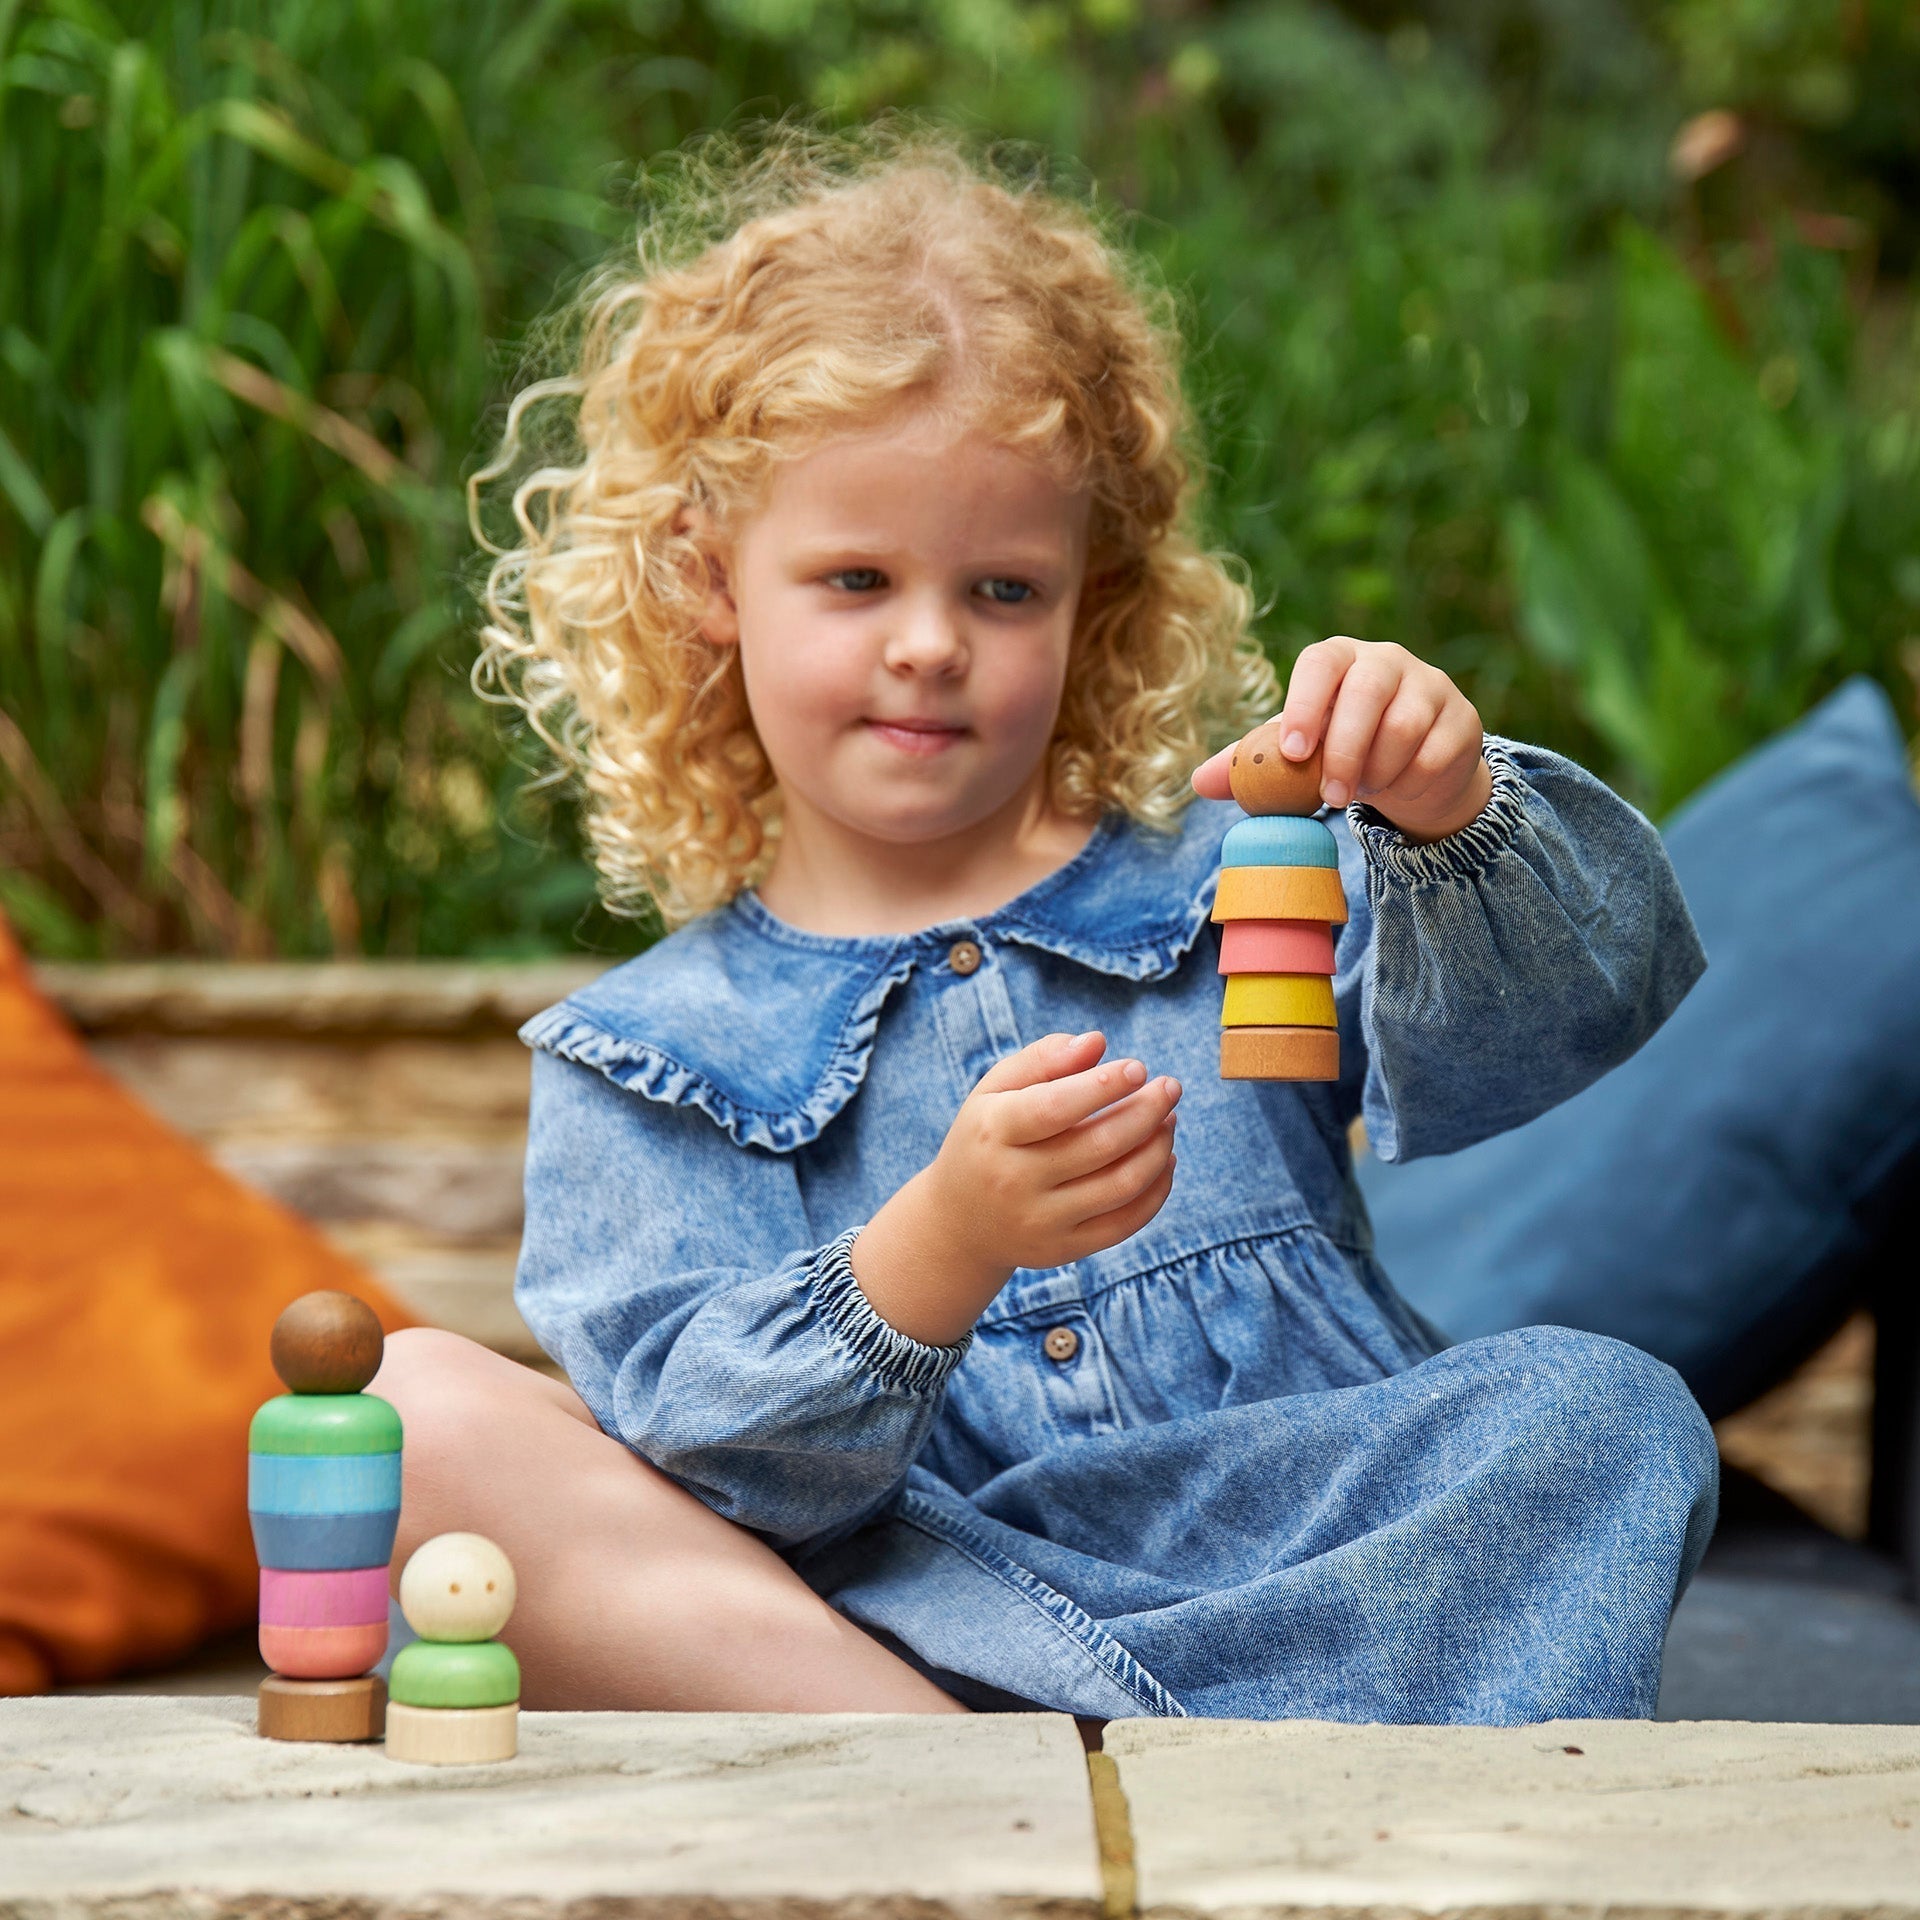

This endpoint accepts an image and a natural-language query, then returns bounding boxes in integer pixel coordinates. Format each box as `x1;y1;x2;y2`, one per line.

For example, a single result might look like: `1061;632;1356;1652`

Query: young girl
375;134;1716;1724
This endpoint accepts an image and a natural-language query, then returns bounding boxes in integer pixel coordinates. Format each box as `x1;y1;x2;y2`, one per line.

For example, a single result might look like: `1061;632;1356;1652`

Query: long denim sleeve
1336;739;1706;1163
516;1052;968;1548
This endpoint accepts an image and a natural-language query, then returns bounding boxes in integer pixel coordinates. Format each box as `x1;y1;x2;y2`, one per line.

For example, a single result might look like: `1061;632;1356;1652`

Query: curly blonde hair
473;125;1276;927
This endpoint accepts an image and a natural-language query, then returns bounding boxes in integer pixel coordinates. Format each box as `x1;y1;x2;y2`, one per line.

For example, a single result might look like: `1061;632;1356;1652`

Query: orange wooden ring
1217;919;1337;976
1220;1026;1341;1082
1211;866;1349;925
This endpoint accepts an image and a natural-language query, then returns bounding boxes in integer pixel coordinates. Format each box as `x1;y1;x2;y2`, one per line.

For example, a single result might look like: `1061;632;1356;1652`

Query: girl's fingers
1057;1113;1177;1223
1069;1154;1178;1254
1358;677;1445;799
1050;1076;1182;1182
1399;693;1484;798
999;1053;1149;1145
1189;740;1237;799
1319;649;1406;808
974;1030;1105;1100
1278;637;1360;764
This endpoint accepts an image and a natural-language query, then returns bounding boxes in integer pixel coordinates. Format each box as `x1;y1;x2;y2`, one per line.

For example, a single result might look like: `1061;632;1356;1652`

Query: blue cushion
1359;678;1920;1418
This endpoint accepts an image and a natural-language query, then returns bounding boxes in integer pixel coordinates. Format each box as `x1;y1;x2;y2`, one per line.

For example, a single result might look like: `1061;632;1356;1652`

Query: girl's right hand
933;1031;1181;1274
850;1032;1180;1346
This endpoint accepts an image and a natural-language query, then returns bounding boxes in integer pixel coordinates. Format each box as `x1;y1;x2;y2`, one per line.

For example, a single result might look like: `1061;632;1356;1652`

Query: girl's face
703;413;1092;856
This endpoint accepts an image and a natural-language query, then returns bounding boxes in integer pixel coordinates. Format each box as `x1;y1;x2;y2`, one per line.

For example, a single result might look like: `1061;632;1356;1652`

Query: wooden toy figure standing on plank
250;1290;399;1742
385;1532;521;1766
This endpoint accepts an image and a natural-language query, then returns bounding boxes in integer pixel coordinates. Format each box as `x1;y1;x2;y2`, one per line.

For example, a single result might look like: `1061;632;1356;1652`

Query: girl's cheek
991;632;1074;732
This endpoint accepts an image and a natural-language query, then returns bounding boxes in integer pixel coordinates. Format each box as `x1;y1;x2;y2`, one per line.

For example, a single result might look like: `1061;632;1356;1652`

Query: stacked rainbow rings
1211;814;1346;1081
248;1390;399;1679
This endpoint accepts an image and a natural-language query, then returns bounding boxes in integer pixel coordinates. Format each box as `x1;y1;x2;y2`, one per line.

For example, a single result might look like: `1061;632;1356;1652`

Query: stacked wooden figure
1213;720;1349;1081
250;1291;400;1742
385;1532;521;1765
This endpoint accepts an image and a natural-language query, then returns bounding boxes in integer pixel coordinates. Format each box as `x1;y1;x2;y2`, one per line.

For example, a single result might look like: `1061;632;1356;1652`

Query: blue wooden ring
1221;815;1339;869
248;1451;402;1515
250;1508;400;1571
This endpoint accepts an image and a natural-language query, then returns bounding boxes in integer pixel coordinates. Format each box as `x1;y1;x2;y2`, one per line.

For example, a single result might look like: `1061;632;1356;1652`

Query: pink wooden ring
259;1620;389;1680
260;1565;390;1628
1217;919;1337;976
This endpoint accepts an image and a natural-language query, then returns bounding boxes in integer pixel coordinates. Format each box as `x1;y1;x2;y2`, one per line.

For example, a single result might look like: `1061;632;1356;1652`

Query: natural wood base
384;1699;519;1766
257;1673;386;1742
1220;1025;1340;1082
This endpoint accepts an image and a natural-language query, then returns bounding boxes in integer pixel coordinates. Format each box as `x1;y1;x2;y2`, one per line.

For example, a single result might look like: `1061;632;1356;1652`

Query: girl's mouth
864;718;968;756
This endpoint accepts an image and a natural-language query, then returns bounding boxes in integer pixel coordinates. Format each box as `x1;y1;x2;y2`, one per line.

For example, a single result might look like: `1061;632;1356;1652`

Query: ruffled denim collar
520;799;1237;1152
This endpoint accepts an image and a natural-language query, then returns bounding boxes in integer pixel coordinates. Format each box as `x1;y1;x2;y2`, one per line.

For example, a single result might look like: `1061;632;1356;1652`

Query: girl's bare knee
371;1329;564;1526
377;1326;598;1433
371;1327;494;1436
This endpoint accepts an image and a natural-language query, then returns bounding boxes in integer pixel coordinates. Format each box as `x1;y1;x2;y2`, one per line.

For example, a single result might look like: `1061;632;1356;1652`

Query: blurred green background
3;0;1917;960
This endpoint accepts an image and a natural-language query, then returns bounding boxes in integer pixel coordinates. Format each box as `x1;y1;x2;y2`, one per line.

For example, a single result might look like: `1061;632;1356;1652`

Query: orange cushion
0;919;415;1692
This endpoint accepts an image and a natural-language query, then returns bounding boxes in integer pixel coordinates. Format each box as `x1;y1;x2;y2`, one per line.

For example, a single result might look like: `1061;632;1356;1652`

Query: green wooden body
388;1639;521;1709
249;1393;403;1456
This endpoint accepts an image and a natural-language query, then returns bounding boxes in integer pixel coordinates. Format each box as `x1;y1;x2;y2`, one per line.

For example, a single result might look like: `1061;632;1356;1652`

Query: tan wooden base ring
1220;1025;1341;1082
257;1673;386;1742
1211;866;1349;925
384;1699;519;1765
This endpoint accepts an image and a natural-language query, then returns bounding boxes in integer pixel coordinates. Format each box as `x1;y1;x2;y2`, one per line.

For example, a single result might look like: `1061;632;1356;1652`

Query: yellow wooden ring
1221;974;1338;1029
1211;866;1349;925
1220;1026;1341;1082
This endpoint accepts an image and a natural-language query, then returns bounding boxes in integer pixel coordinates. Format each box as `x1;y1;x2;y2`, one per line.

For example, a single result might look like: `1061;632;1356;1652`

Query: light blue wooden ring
248;1451;402;1515
1221;815;1339;869
250;1508;400;1571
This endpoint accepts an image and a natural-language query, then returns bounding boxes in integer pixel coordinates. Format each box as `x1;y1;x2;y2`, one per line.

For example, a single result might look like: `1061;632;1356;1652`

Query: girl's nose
884;595;967;676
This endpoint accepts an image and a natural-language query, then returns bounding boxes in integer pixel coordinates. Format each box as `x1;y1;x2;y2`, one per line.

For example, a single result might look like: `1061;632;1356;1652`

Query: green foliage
0;0;645;957
2;0;1916;956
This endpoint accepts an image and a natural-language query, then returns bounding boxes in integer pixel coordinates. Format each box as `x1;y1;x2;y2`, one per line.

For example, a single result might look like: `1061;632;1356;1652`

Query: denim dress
516;739;1720;1723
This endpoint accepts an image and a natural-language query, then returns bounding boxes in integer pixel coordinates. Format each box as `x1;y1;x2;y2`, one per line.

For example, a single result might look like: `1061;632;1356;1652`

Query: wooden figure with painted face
1213;722;1344;1083
384;1533;521;1766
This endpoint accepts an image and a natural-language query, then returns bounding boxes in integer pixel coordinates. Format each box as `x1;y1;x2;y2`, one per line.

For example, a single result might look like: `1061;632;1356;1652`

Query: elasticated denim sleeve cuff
1345;738;1530;887
808;1228;974;1394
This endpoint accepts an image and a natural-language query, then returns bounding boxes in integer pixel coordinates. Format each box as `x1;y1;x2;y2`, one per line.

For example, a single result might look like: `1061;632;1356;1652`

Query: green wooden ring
249;1393;403;1457
389;1638;521;1709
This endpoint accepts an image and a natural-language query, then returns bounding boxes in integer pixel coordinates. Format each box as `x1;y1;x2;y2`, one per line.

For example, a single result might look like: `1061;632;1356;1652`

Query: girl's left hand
1193;636;1493;844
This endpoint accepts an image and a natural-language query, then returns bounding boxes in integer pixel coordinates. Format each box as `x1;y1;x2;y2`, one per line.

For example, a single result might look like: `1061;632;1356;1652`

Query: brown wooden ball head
271;1290;385;1395
1228;722;1324;817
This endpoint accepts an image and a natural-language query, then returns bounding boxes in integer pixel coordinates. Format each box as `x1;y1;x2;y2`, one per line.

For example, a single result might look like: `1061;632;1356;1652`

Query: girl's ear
677;504;739;648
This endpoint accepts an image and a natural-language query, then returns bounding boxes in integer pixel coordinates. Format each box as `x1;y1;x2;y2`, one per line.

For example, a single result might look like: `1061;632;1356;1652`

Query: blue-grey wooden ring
248;1450;402;1515
1221;815;1339;868
249;1507;400;1571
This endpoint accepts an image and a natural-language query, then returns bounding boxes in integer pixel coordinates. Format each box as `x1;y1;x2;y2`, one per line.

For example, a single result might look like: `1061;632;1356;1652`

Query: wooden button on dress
948;939;983;976
1043;1326;1080;1363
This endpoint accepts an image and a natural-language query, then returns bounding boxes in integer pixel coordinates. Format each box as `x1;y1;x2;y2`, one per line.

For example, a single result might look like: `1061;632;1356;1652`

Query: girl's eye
826;568;886;593
977;578;1036;606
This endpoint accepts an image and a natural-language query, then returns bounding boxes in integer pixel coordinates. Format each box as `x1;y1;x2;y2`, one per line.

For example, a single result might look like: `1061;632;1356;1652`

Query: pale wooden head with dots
398;1532;517;1643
